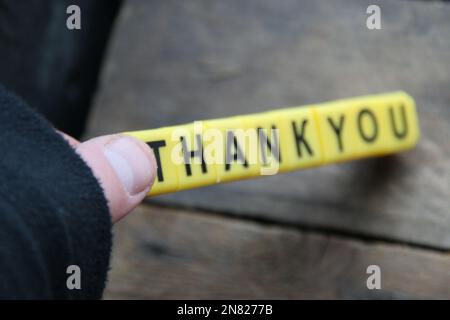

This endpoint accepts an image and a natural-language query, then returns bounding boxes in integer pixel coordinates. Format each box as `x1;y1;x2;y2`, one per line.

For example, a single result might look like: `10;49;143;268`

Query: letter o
357;109;378;143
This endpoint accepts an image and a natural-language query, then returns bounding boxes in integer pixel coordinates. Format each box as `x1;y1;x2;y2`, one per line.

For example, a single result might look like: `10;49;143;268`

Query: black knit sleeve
0;85;112;299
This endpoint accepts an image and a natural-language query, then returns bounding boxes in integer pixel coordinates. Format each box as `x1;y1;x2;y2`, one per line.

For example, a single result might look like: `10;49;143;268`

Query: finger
57;130;80;147
74;134;157;223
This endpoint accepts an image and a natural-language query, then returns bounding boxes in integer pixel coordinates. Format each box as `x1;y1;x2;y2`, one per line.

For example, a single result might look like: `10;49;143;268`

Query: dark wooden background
86;0;450;299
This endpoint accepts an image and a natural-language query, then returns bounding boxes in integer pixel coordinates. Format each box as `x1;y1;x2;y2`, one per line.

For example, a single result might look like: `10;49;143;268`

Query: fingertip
75;134;156;222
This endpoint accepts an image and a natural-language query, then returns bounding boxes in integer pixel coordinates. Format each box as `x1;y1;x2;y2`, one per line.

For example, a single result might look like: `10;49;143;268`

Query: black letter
147;140;166;182
327;116;346;152
180;134;207;176
292;120;313;157
389;105;408;139
225;131;248;171
357;109;378;143
258;126;281;164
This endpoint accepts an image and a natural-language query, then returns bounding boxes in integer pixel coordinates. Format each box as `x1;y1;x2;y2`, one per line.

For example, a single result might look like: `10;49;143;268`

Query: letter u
389;105;408;139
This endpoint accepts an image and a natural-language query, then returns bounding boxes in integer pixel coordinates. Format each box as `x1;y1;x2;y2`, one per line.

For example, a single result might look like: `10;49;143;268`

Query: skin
59;132;157;223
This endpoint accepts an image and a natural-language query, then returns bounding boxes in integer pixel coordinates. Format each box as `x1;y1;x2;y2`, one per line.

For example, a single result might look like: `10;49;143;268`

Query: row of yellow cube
123;91;419;196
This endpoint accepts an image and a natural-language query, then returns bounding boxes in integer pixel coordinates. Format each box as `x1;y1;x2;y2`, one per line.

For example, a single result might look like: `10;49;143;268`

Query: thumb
74;134;157;223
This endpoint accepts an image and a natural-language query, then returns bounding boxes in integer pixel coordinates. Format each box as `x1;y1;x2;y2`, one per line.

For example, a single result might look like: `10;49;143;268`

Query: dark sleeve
0;86;112;299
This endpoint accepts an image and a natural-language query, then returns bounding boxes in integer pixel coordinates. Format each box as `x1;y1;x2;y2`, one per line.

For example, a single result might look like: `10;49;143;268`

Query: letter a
366;265;381;290
366;5;381;30
66;5;81;30
66;265;81;290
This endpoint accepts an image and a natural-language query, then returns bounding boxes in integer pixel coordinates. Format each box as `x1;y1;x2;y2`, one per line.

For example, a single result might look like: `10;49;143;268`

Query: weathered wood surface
85;0;450;299
87;0;450;250
104;204;450;299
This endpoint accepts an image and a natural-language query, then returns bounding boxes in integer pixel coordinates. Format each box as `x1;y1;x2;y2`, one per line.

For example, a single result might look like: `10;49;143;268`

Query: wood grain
104;205;450;299
87;0;450;249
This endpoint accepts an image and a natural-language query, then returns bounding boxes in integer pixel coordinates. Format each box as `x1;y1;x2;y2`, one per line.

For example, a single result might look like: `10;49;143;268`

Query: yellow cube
203;116;261;183
375;92;420;153
170;122;218;191
239;112;283;176
265;106;324;172
122;127;180;196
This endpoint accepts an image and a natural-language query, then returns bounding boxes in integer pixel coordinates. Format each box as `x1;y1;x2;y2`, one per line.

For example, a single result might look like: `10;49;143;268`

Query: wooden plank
104;205;450;299
87;0;450;249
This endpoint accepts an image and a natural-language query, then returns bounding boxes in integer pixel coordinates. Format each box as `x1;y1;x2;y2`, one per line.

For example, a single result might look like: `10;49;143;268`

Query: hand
60;132;157;223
